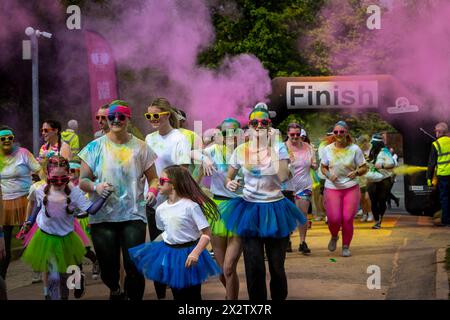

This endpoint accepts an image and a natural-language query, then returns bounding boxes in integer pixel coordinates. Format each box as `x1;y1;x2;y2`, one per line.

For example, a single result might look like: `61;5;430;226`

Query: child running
129;165;221;300
21;156;111;300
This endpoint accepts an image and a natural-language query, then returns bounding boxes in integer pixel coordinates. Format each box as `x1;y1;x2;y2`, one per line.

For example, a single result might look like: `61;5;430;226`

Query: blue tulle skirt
219;197;307;238
129;240;221;289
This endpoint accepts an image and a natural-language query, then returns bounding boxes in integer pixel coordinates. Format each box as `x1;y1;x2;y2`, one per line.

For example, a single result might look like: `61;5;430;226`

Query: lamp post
25;27;52;156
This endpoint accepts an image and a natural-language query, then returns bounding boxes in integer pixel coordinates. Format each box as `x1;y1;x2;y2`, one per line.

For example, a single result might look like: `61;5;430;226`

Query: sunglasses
48;175;70;185
70;168;80;173
107;113;127;122
334;130;347;135
159;177;172;185
248;119;271;128
289;133;301;137
144;112;170;121
40;128;56;134
96;115;107;121
0;136;14;142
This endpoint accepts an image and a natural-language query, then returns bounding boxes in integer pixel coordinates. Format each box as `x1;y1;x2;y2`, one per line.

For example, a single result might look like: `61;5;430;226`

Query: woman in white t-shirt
284;123;318;255
129;165;221;300
201;118;244;300
320;121;368;257
221;105;307;300
0;126;41;279
144;97;192;299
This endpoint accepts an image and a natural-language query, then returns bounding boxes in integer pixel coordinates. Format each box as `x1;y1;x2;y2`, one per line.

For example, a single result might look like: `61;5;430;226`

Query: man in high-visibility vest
61;119;80;156
427;122;450;226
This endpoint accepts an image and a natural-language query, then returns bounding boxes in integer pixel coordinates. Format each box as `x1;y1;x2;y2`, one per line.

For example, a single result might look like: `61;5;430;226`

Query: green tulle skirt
21;229;86;273
208;198;237;238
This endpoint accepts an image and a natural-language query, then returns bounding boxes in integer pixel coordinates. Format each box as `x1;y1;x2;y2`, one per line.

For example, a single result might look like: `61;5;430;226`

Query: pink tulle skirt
23;219;90;247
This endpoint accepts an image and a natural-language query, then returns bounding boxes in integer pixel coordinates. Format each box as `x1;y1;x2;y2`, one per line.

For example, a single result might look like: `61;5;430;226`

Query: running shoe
366;212;374;222
286;240;293;253
342;246;352;257
299;241;311;255
328;236;339;252
360;214;368;222
31;271;42;284
372;221;381;229
355;209;363;217
109;288;126;300
92;261;100;280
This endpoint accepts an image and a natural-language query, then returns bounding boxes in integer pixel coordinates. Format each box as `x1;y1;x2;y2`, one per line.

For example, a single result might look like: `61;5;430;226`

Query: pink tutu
23;219;90;247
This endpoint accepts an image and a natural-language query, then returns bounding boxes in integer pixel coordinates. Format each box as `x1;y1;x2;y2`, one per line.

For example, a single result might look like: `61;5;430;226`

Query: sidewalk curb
435;248;449;300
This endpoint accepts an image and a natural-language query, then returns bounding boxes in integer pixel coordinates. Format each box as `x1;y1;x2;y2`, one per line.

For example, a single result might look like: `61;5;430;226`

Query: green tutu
208;198;237;238
21;229;86;273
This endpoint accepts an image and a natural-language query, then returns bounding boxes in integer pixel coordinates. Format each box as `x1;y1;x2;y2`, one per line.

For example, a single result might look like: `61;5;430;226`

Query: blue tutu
219;197;307;238
129;240;221;289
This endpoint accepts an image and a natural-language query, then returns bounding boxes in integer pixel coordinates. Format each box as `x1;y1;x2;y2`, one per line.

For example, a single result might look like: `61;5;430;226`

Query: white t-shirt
229;141;290;202
321;143;366;190
374;147;396;180
156;198;209;245
285;143;314;193
145;129;191;176
317;141;329;180
35;184;92;236
0;148;41;200
78;134;157;224
204;144;242;198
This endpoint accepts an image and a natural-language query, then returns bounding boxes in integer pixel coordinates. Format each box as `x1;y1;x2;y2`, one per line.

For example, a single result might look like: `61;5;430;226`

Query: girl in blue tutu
221;103;307;300
129;165;221;300
21;155;112;299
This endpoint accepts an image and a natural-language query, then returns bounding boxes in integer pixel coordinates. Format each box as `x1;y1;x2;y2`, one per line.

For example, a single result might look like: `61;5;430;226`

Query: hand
96;182;114;198
202;157;217;176
347;170;358;179
145;191;156;206
328;174;338;182
226;179;240;192
0;237;5;260
185;254;199;268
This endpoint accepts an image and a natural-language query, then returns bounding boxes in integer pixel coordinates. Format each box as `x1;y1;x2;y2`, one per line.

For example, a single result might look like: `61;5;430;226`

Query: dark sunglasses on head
48;175;70;185
96;115;107;121
159;177;171;185
0;136;14;142
334;130;347;135
248;119;271;128
70;168;80;173
41;128;56;134
289;133;301;137
107;113;127;122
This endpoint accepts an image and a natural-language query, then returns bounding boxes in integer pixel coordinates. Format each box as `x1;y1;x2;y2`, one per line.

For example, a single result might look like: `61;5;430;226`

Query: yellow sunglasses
144;112;170;121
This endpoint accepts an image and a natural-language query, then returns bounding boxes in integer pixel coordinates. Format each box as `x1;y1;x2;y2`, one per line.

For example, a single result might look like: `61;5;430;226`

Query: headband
334;121;349;130
0;130;13;137
249;107;270;120
69;162;81;170
371;135;384;142
109;105;131;118
221;118;241;129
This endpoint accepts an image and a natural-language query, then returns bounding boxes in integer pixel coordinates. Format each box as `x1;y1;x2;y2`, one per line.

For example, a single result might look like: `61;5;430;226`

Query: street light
25;27;52;156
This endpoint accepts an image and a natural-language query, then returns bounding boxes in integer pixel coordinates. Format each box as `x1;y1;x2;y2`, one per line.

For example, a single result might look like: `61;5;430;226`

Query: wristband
148;187;159;198
200;234;211;241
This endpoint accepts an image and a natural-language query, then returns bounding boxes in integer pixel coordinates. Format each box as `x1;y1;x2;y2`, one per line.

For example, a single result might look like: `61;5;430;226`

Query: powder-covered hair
43;156;72;218
163;165;219;221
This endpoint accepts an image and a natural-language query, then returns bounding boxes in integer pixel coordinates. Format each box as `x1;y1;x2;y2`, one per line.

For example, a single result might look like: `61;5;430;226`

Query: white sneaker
366;212;374;222
328;236;339;252
31;272;42;284
360;214;368;222
355;209;363;217
342;246;352;257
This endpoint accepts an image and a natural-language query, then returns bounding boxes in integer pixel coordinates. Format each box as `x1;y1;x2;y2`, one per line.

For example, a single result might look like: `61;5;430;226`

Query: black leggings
368;178;392;222
146;206;167;299
0;225;14;279
91;220;146;300
171;284;202;300
0;276;7;300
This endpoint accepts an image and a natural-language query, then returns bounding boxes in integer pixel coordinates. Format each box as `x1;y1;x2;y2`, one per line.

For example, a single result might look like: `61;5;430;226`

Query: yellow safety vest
433;136;450;176
61;130;80;156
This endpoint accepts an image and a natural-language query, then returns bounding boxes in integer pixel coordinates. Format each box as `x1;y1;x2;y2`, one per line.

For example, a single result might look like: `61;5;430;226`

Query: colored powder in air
392;165;427;176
